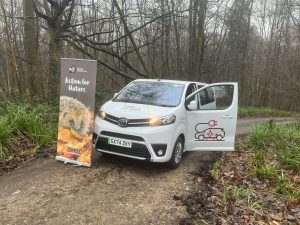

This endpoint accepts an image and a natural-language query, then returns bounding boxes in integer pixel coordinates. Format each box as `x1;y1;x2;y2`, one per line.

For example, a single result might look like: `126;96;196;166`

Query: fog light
151;144;167;157
158;150;163;156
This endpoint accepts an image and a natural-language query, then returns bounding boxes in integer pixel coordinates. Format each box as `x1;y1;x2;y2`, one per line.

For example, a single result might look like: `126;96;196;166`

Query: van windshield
114;81;185;107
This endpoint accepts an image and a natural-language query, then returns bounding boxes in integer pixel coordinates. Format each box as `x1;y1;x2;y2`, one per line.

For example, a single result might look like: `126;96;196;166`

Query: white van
93;79;238;168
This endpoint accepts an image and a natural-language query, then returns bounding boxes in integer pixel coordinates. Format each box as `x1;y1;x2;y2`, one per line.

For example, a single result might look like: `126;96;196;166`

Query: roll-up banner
56;58;97;167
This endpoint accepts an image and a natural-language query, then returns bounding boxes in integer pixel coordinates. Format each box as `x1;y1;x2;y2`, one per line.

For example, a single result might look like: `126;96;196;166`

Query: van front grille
103;113;150;127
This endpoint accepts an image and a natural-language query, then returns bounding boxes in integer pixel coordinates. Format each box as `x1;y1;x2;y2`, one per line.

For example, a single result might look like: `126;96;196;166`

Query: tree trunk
0;0;22;94
48;27;62;99
23;0;39;96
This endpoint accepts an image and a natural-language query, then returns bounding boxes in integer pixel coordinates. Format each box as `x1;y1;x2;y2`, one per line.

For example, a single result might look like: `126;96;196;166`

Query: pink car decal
195;120;225;141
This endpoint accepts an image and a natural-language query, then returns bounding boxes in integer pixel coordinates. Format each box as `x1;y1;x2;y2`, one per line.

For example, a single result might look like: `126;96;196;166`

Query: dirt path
0;118;295;225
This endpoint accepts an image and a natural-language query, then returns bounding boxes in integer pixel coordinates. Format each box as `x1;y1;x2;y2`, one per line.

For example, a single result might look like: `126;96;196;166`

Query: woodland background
0;0;299;111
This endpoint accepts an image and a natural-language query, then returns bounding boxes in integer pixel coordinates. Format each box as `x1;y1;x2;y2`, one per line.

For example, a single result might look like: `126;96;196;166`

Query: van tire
168;136;184;169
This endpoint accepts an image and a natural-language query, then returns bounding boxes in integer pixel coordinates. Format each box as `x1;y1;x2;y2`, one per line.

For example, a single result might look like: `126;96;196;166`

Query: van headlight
98;110;106;120
149;114;176;126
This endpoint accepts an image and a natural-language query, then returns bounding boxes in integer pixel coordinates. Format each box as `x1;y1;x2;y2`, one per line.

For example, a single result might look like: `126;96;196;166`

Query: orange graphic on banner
57;111;94;164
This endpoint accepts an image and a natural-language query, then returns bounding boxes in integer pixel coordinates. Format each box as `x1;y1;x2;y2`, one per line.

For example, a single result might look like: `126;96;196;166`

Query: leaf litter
0;134;55;175
177;139;300;224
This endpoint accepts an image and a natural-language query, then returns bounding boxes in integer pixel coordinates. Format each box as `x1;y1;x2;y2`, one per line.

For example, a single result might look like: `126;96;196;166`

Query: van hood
101;101;176;119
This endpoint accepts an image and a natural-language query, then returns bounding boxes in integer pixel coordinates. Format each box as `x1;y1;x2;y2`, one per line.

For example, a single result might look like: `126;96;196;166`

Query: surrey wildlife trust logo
69;65;76;73
69;65;87;73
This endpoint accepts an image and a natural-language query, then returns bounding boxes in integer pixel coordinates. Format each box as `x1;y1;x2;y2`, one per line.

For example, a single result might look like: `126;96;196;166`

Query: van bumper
93;116;177;163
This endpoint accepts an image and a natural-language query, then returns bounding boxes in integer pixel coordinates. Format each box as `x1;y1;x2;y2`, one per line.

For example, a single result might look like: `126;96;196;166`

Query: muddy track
0;118;295;225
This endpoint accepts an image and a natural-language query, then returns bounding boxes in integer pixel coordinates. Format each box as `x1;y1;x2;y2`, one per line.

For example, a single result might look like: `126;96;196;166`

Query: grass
0;116;12;141
211;160;220;179
232;187;261;209
220;184;262;209
221;185;229;204
238;107;299;118
207;121;299;222
0;102;57;161
246;121;300;202
247;122;300;172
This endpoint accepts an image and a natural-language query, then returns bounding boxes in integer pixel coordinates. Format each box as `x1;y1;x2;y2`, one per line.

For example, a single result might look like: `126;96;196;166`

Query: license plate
108;137;132;148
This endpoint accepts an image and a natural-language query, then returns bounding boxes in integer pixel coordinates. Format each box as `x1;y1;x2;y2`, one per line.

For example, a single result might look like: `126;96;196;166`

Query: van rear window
114;81;184;107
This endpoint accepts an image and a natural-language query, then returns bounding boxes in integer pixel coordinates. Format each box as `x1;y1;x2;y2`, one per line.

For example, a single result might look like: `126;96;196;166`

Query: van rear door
185;83;238;151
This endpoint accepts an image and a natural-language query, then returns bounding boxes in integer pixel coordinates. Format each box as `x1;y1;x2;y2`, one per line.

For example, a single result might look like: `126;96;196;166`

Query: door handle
222;115;233;119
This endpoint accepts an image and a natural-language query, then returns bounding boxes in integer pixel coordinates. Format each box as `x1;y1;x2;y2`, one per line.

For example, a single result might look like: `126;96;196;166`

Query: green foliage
222;185;229;204
257;164;279;179
0;116;12;141
211;160;220;179
0;102;57;160
232;186;253;199
251;151;265;167
280;145;300;172
220;185;262;210
231;186;261;209
4;103;57;146
0;116;12;159
246;122;300;202
247;122;300;152
238;107;299;118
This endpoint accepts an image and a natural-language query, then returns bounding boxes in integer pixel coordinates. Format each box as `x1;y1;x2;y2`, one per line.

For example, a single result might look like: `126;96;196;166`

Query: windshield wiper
114;99;144;104
114;99;175;107
141;102;175;107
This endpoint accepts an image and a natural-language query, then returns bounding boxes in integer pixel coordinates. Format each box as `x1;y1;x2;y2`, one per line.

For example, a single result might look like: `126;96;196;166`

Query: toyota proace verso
93;79;238;168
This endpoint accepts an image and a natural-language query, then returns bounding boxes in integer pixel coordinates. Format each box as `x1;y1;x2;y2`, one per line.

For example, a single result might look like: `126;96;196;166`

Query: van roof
134;79;207;86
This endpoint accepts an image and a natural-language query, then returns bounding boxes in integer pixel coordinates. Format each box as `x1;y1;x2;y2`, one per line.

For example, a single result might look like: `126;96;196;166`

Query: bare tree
0;0;298;111
33;0;75;98
23;0;40;96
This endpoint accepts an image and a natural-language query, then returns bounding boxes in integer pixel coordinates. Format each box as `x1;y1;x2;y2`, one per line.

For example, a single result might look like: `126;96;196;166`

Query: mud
178;153;222;225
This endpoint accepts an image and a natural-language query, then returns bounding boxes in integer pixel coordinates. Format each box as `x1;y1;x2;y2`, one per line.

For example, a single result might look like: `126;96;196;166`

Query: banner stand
56;58;97;167
56;156;91;167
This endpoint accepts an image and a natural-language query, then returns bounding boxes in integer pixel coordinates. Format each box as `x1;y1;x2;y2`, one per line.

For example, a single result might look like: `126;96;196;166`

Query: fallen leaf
269;213;283;222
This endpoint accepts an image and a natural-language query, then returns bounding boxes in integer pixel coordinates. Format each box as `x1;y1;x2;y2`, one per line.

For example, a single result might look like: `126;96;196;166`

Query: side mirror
187;100;198;111
113;93;118;98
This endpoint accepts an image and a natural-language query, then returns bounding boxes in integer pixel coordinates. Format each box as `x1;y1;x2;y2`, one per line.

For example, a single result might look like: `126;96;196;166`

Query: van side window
214;85;234;110
186;84;234;111
207;87;214;103
199;87;214;106
185;83;198;109
200;85;233;110
185;84;196;98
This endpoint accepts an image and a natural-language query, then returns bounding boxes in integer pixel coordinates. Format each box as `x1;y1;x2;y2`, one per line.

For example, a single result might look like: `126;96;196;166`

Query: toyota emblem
118;118;128;127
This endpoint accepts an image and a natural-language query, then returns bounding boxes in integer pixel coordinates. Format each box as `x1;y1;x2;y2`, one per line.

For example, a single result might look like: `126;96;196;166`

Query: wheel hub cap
175;142;183;164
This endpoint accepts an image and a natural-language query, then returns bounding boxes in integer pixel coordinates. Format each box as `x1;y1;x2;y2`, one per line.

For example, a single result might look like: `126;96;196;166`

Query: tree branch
71;11;173;46
33;0;51;22
66;39;135;80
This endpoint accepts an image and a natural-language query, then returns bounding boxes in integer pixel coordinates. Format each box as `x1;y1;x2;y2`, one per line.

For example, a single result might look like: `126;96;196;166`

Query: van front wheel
168;136;184;169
